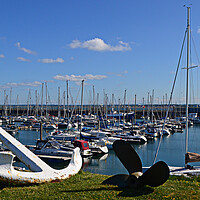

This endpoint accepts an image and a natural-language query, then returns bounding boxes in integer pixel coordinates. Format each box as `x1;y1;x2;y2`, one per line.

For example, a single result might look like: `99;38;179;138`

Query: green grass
1;171;200;199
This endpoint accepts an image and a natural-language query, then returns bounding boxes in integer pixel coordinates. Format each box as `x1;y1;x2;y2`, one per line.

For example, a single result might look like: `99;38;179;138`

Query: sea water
14;125;200;175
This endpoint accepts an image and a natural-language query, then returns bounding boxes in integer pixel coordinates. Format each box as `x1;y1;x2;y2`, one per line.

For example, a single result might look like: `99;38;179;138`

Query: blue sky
0;0;200;105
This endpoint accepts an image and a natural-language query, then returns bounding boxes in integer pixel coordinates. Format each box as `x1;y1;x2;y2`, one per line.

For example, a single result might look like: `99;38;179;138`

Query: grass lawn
0;170;200;199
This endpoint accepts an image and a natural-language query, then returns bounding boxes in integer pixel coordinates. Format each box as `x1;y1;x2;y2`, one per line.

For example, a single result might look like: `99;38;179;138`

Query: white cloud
0;81;42;89
69;38;131;52
17;57;31;62
8;81;42;87
16;42;36;55
38;57;64;63
198;28;200;34
107;70;128;77
0;54;5;58
116;70;128;77
43;79;55;83
53;74;107;81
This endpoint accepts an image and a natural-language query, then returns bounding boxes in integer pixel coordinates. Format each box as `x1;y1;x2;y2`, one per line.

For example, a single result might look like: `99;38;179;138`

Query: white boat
57;122;72;129
102;127;123;133
43;123;57;130
144;127;159;137
80;130;116;149
32;140;73;161
157;126;171;136
72;140;92;157
113;133;147;144
62;140;93;157
88;140;108;155
47;130;79;141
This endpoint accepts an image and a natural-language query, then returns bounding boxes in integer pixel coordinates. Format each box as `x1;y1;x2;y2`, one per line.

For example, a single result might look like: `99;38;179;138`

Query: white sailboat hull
169;166;200;176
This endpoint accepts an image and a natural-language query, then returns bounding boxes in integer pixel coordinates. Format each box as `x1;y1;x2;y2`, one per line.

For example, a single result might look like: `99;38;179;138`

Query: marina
0;114;198;175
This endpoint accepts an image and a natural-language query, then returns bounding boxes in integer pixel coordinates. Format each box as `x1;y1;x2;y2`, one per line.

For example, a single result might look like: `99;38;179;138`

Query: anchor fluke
0;127;82;184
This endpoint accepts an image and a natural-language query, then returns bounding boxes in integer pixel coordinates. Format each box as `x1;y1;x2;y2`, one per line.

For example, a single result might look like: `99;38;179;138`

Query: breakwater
1;104;200;118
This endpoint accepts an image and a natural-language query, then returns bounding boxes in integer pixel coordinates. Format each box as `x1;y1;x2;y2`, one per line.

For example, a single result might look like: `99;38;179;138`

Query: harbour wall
0;104;199;119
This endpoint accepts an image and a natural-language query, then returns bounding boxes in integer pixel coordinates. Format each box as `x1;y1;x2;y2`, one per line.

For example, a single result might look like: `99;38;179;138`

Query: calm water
14;125;200;175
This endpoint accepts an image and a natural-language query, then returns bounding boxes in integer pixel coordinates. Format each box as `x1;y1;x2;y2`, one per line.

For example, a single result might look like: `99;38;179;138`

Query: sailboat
169;7;200;175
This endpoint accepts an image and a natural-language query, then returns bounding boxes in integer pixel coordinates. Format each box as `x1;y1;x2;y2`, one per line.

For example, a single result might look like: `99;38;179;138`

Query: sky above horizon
1;0;200;105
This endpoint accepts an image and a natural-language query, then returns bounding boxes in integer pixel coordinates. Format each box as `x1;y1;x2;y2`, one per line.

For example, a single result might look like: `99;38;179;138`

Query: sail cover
185;152;200;163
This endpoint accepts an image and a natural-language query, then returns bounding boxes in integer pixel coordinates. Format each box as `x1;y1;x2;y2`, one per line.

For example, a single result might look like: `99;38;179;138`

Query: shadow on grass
60;185;154;197
0;181;38;190
117;186;154;197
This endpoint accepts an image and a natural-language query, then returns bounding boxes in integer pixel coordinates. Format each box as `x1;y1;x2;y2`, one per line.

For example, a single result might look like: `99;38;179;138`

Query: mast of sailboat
134;94;136;124
185;6;190;166
35;90;38;117
63;90;66;118
97;93;100;129
27;89;31;116
93;85;95;115
80;80;84;135
41;83;44;117
9;88;12;116
4;91;8;117
45;82;48;120
58;87;60;119
16;95;19;117
142;97;145;119
66;80;69;120
123;89;127;134
147;92;150;121
151;89;154;123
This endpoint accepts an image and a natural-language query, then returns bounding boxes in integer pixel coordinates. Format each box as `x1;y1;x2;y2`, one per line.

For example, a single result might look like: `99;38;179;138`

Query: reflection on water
12;125;200;175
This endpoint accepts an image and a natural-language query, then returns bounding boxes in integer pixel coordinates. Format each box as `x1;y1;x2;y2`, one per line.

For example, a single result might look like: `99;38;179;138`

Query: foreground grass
0;171;200;199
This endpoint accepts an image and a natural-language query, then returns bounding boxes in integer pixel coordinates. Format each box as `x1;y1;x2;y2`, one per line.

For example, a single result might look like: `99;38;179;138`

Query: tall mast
97;93;99;119
58;87;60;118
134;94;136;124
41;83;44;116
142;97;145;118
185;6;190;162
45;82;48;120
66;80;69;120
27;89;30;116
123;89;127;133
35;90;38;117
9;88;12;116
4;92;8;117
16;95;19;117
63;91;66;118
151;89;154;123
80;80;84;135
93;85;95;114
147;92;150;121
